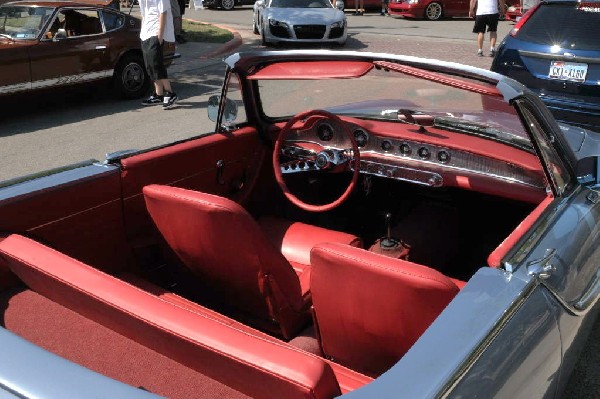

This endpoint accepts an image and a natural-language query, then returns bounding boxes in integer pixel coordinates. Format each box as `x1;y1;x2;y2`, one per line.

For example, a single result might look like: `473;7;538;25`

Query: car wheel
424;2;442;20
253;14;259;34
220;0;235;10
113;53;149;99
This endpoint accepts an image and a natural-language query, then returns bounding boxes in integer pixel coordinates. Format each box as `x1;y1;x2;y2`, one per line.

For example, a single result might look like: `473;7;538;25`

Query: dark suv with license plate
491;0;600;131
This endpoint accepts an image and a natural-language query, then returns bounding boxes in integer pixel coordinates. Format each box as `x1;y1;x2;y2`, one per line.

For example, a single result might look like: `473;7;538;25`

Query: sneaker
163;91;178;109
477;49;483;57
380;11;385;15
141;93;163;106
489;49;496;57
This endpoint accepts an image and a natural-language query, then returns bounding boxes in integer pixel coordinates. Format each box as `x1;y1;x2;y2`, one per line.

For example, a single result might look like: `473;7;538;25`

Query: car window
101;10;124;32
53;8;103;37
0;5;54;39
225;74;247;125
517;3;600;50
270;0;332;8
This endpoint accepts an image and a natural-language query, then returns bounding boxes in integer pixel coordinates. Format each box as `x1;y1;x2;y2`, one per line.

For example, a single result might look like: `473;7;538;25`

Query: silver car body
253;0;347;46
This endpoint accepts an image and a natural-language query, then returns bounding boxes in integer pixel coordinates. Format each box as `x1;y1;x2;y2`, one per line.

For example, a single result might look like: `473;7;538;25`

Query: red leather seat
310;243;461;377
143;184;361;339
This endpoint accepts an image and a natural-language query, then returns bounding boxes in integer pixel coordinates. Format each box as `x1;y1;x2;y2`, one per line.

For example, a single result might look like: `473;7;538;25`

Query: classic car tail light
510;3;541;37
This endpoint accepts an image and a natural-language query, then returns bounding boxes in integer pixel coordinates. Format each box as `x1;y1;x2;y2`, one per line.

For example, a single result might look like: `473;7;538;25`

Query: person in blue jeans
381;0;388;15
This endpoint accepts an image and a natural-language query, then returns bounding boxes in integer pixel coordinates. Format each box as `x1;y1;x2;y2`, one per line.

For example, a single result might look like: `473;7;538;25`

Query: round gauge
381;140;393;152
399;142;411;156
437;150;450;163
418;147;431;159
317;123;334;141
353;129;369;148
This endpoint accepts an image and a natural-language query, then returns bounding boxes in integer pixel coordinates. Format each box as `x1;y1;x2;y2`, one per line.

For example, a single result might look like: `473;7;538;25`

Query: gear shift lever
380;212;399;249
368;211;410;259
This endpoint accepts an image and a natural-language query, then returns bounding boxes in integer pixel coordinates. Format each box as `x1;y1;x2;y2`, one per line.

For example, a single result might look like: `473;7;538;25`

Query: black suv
491;0;600;131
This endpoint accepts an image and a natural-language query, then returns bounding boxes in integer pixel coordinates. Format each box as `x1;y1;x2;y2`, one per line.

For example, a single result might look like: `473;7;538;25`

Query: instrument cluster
307;119;544;190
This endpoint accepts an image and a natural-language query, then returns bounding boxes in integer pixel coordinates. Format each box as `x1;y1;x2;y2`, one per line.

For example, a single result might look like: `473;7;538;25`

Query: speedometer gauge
353;129;369;148
317;123;334;141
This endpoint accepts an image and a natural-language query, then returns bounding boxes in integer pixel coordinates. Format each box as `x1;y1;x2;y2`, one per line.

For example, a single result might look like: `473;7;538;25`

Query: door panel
29;9;110;89
119;128;265;264
0;164;132;273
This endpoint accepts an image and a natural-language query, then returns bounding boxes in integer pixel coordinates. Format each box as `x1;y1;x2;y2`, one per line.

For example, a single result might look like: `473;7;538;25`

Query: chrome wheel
424;2;442;20
221;0;235;10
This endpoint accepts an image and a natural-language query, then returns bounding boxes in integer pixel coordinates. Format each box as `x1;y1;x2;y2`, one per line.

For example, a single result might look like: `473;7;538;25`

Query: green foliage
182;20;233;43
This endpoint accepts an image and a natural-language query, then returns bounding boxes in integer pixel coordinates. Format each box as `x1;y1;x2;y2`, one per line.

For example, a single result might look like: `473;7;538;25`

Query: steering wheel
273;109;361;212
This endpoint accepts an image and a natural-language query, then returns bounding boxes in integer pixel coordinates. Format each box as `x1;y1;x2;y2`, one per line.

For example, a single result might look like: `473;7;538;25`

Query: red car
388;0;515;20
0;0;179;99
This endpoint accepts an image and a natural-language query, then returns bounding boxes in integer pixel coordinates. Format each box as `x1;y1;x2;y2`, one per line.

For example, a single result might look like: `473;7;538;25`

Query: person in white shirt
469;0;505;57
139;0;178;109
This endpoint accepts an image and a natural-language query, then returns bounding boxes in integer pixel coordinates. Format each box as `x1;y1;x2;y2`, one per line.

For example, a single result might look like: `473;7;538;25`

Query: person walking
469;0;505;57
170;0;186;43
139;0;178;109
381;0;388;15
354;0;364;15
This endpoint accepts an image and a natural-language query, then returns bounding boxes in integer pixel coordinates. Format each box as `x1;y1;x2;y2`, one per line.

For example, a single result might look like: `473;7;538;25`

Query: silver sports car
253;0;347;46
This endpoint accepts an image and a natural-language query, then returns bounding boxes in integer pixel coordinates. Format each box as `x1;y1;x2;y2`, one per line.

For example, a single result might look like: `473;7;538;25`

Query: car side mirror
53;28;67;41
335;0;344;10
207;95;238;123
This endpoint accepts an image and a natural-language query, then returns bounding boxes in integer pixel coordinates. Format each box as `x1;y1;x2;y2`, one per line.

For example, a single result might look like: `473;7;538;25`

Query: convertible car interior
0;52;562;398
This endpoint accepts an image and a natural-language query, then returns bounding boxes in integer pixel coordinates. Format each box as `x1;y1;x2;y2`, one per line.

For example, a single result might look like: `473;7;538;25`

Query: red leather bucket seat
143;184;361;339
310;243;461;376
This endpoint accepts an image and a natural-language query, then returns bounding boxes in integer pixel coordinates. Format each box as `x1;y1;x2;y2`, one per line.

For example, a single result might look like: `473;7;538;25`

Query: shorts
473;13;499;33
141;36;168;81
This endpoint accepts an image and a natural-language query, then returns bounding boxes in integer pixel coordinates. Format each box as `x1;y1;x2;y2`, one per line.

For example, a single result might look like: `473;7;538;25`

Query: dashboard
280;116;548;204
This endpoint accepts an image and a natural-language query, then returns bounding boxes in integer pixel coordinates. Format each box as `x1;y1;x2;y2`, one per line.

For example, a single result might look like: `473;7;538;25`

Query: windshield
0;5;55;40
257;65;532;150
270;0;333;8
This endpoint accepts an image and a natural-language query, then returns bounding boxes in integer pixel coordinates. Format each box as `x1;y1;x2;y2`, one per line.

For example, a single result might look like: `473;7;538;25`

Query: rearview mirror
53;28;67;41
207;95;238;123
335;0;344;10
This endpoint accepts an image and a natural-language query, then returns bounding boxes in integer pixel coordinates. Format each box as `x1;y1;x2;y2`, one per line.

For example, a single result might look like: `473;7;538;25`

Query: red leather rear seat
0;234;342;399
122;272;373;394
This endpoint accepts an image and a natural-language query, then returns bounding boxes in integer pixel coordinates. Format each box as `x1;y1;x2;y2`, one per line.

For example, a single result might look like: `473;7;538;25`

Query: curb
184;18;243;60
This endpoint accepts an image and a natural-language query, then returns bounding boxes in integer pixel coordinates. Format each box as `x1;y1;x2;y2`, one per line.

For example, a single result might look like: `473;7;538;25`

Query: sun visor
246;61;374;80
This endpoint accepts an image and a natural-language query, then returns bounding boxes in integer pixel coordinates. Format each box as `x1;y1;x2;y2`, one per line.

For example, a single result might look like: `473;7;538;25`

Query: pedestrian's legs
477;32;484;51
490;31;497;50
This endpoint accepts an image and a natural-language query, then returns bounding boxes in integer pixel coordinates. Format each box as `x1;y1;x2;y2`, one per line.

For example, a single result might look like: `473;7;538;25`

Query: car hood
265;8;345;23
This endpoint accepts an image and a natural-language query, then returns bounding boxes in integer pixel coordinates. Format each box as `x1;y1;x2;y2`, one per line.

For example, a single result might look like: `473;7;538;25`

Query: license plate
548;61;588;83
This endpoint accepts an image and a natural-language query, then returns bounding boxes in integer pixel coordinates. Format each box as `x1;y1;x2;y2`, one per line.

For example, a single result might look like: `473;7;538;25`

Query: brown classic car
0;0;179;99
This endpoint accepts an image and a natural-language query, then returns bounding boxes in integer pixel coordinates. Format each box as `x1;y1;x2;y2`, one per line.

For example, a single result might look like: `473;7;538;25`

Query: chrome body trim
0;70;114;95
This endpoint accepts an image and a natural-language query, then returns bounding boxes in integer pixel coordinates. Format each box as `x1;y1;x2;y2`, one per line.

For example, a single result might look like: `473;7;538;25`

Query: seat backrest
310;243;461;377
0;234;341;399
142;184;306;338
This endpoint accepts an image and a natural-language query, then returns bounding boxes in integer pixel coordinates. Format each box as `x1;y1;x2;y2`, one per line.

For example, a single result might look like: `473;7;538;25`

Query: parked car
0;0;179;99
253;0;347;46
0;48;598;398
201;0;254;10
388;0;516;20
337;0;382;11
491;0;600;132
504;0;540;21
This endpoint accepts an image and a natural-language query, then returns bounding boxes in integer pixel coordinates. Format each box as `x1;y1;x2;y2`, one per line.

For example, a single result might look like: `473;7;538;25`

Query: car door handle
95;45;107;51
574;271;599;312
